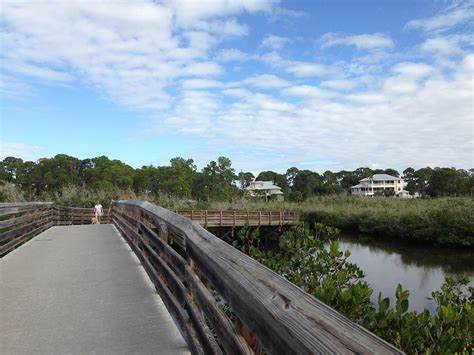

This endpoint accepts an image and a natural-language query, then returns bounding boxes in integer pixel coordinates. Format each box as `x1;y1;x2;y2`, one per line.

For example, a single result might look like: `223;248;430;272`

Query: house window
398;187;401;191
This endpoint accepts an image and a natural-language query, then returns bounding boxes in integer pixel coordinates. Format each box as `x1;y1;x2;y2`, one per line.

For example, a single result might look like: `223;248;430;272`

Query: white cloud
180;61;223;77
321;79;358;91
261;52;331;77
0;0;270;111
215;48;251;62
420;34;473;57
5;63;74;82
181;79;224;90
286;61;329;77
391;62;433;78
261;34;289;50
404;3;474;32
222;88;251;97
0;74;32;99
321;32;394;50
0;141;43;161
243;74;291;89
163;90;219;134
166;0;274;27
283;85;337;99
164;53;473;171
193;19;249;37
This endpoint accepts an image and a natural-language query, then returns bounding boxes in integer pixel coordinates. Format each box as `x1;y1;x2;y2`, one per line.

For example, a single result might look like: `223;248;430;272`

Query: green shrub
232;224;474;353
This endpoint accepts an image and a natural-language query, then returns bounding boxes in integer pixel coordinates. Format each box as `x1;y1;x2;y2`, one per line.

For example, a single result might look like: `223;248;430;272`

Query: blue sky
1;0;473;173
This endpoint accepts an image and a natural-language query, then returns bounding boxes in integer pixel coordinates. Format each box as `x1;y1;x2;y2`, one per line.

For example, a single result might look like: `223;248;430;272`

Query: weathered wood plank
138;223;187;279
0;202;54;216
184;264;253;354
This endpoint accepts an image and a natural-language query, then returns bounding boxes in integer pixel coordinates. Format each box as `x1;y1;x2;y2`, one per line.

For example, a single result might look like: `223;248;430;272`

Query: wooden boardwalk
176;210;299;228
32;206;299;229
49;206;299;229
0;224;189;354
1;202;402;354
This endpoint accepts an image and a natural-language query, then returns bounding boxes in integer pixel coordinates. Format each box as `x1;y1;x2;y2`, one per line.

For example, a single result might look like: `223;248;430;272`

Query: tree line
0;154;472;202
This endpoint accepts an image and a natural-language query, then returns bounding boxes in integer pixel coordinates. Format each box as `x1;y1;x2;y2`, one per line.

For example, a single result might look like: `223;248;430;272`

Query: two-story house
350;174;409;197
245;181;284;201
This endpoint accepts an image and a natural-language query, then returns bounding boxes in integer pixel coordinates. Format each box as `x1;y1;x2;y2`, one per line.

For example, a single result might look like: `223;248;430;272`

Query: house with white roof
245;181;284;201
350;174;410;198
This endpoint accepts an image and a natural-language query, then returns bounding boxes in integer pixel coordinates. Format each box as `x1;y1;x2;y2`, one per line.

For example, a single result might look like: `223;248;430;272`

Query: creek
337;233;474;312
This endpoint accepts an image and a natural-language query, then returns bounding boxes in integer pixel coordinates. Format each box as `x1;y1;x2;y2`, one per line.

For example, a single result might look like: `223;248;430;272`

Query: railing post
158;222;169;243
235;317;263;354
204;210;208;228
220;210;223;227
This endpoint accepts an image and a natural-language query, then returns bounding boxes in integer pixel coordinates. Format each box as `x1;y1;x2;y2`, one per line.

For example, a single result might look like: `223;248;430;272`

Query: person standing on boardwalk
94;201;103;224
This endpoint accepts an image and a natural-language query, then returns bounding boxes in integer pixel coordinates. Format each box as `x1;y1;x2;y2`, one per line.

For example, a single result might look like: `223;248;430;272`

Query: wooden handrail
1;202;55;257
110;200;402;354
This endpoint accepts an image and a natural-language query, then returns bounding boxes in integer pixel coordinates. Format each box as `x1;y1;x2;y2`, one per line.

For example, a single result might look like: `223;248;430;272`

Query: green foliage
1;153;472;207
0;182;26;202
201;156;237;201
238;171;255;188
232;224;474;353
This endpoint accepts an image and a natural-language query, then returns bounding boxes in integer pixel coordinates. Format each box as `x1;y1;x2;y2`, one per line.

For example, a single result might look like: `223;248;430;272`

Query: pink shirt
94;204;103;214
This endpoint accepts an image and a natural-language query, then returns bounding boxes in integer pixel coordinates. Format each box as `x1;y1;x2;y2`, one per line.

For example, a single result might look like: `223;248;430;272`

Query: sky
0;0;473;174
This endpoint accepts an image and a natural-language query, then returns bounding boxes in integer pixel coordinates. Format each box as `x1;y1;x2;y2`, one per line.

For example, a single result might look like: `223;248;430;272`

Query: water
337;233;474;313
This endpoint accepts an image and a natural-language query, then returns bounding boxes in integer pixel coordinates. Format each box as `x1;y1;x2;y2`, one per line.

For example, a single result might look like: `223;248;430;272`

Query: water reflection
337;233;474;313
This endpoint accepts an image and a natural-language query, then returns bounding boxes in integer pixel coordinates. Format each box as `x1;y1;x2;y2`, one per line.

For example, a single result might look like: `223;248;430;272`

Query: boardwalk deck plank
0;224;189;355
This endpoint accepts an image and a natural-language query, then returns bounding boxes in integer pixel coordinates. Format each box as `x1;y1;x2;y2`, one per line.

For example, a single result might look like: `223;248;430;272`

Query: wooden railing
111;200;402;354
0;202;56;257
0;203;109;256
55;206;110;225
176;210;299;228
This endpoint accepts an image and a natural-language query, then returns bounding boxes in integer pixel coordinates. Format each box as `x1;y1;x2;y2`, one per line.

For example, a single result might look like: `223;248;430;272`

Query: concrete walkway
1;224;189;354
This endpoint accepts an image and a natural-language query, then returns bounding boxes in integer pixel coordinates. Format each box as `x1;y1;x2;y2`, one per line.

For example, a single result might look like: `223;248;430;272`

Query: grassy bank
299;196;474;246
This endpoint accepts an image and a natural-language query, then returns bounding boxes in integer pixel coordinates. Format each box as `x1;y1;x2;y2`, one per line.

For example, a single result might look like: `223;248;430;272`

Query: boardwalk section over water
176;210;299;228
0;224;189;354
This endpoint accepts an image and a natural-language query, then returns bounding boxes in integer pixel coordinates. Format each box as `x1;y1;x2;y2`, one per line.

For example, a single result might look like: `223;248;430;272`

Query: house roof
360;174;400;181
350;182;370;189
246;181;282;190
396;190;410;194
